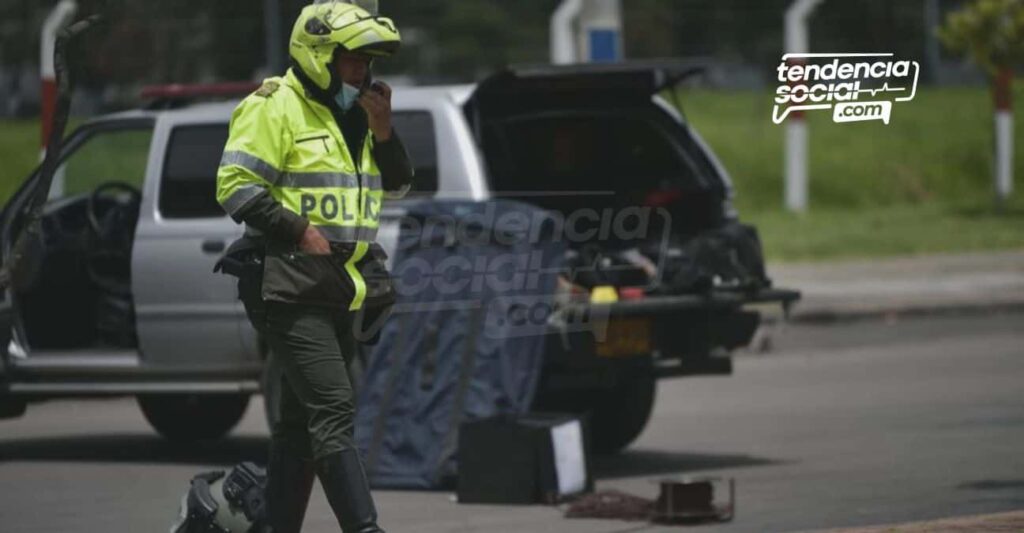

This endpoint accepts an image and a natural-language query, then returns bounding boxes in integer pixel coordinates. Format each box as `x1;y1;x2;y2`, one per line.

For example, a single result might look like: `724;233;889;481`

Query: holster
213;235;265;280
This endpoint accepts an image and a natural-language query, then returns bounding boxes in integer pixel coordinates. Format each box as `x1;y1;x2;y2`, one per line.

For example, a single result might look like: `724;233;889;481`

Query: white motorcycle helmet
169;462;268;533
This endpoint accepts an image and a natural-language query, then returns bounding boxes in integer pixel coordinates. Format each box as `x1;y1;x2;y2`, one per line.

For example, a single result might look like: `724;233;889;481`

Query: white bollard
785;119;808;212
995;110;1014;199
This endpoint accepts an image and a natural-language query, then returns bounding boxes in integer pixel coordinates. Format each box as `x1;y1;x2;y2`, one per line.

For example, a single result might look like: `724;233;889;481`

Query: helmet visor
315;0;378;15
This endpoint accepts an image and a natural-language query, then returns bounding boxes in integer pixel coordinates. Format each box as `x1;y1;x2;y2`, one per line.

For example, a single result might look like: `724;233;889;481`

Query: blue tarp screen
355;199;565;489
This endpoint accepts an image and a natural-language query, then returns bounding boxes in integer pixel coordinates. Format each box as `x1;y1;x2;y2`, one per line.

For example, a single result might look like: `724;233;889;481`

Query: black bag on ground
457;413;593;504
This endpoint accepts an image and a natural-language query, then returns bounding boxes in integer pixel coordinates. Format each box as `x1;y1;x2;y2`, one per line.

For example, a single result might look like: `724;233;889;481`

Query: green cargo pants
240;273;360;461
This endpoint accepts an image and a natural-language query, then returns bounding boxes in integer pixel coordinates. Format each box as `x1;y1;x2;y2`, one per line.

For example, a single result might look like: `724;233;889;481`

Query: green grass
747;200;1024;262
0;119;42;204
0;120;149;205
676;84;1024;261
58;128;152;195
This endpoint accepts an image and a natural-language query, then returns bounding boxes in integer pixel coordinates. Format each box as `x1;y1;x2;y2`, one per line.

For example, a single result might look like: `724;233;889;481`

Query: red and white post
783;0;824;213
783;56;808;213
40;0;78;152
993;66;1014;203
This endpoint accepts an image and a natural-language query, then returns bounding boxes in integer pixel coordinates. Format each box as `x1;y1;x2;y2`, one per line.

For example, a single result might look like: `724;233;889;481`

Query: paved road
0;311;1022;532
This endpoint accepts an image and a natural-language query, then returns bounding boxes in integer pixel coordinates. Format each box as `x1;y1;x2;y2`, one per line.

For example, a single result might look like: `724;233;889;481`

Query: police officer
215;2;412;532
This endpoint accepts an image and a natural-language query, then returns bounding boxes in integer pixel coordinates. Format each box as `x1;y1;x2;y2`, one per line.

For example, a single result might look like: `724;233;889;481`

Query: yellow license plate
595;318;652;357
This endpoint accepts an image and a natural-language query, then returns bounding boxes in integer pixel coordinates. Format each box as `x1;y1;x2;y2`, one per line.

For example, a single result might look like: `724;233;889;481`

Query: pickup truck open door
0;120;155;389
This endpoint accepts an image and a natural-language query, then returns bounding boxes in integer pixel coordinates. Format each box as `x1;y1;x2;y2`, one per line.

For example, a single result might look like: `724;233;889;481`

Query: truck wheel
589;373;657;454
138;394;249;441
0;397;27;420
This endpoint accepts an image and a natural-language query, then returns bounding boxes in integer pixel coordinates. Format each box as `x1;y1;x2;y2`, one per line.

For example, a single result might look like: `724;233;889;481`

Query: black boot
315;448;384;533
265;441;316;533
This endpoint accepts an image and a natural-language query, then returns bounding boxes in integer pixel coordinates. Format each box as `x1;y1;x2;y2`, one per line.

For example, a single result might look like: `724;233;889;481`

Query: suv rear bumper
541;287;801;386
574;288;802;317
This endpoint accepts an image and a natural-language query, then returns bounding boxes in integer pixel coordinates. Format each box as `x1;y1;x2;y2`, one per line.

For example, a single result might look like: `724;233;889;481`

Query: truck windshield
160;125;229;219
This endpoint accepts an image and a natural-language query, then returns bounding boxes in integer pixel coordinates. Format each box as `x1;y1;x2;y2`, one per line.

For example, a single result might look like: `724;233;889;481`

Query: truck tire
138;393;249;441
0;397;27;420
588;373;657;454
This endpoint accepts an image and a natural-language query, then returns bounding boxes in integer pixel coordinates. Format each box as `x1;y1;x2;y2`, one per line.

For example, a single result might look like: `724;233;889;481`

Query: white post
262;0;284;72
992;65;1014;204
783;0;824;212
785;119;808;211
995;111;1014;199
551;0;584;64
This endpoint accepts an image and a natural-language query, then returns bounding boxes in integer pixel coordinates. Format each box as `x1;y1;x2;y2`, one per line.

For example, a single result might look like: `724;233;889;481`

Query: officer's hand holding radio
359;81;392;141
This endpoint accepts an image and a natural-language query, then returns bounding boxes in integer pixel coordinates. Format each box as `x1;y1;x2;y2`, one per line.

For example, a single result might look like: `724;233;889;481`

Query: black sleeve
234;190;309;244
372;128;415;192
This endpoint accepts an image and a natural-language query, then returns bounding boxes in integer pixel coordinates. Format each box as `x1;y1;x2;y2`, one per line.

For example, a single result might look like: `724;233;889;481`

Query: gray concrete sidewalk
761;249;1024;323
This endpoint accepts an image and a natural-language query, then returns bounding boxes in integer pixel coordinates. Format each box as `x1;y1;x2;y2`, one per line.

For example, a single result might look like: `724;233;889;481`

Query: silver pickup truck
0;63;799;453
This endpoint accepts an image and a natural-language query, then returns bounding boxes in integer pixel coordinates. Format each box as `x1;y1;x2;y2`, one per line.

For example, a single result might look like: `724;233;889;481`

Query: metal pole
263;0;284;73
923;0;941;83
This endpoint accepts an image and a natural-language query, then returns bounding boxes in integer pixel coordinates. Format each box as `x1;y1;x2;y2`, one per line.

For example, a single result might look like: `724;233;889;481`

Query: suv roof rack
141;82;260;110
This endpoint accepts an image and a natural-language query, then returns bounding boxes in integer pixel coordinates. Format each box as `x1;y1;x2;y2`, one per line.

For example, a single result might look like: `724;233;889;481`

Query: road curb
789;300;1024;324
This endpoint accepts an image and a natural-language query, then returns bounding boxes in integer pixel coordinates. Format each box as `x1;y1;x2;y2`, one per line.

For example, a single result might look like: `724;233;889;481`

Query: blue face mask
334;82;361;111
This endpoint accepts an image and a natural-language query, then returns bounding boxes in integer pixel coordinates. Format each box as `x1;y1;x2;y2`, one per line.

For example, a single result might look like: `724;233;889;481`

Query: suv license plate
595;318;652;357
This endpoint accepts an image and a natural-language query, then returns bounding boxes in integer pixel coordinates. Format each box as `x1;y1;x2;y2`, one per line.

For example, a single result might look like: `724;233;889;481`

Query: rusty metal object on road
651;476;735;524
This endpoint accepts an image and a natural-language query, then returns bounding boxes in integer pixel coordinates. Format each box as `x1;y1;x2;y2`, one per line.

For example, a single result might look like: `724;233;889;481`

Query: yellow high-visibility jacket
216;68;412;311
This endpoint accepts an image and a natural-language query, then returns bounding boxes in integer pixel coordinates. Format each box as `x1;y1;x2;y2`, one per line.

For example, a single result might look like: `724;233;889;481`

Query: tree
939;0;1024;208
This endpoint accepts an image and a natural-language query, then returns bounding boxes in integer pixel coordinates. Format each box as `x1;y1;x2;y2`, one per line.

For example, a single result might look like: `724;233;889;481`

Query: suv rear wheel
138;393;249;441
588;373;656;453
